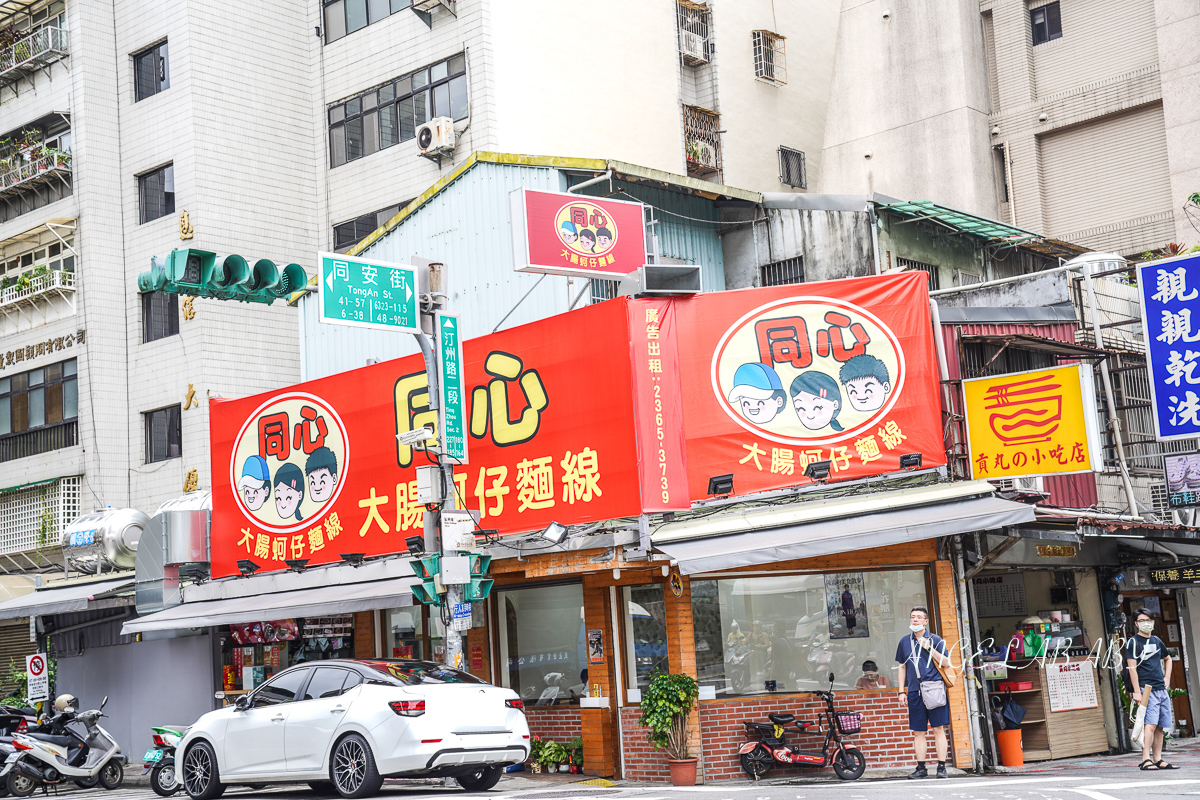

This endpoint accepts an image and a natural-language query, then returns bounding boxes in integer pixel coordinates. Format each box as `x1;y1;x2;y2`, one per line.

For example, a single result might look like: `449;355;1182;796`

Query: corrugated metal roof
878;199;1040;244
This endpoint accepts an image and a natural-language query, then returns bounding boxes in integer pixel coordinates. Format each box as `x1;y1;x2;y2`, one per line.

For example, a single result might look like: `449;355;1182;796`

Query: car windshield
359;660;486;685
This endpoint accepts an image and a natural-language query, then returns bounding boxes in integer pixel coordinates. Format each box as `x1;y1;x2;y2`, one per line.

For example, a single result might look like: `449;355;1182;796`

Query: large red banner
210;274;944;576
210;301;658;578
672;272;946;497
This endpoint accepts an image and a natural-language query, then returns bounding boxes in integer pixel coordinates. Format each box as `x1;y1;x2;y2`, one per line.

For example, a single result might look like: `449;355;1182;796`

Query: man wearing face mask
895;606;951;778
1126;609;1175;770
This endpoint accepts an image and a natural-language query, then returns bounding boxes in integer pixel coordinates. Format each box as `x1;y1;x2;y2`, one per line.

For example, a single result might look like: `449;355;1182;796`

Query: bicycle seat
768;713;794;725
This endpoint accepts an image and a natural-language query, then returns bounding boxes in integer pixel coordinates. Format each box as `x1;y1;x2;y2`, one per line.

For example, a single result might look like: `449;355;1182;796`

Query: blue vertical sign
1139;253;1200;441
436;312;468;464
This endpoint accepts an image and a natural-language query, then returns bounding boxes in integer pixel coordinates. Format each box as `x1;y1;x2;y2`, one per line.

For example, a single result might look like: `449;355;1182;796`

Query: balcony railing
0;420;77;464
0;27;69;89
0;268;74;309
683;104;722;178
0;151;71;200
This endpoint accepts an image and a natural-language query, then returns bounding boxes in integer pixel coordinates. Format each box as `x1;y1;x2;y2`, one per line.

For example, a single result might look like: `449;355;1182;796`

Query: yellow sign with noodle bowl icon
963;363;1103;480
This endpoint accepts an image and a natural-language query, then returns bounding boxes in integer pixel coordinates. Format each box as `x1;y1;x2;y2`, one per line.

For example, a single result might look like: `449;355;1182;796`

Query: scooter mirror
101;696;108;710
828;672;835;685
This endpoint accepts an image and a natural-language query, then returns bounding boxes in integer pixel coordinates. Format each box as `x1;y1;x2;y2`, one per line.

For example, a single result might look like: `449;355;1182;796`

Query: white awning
656;495;1037;575
121;577;417;634
0;577;134;620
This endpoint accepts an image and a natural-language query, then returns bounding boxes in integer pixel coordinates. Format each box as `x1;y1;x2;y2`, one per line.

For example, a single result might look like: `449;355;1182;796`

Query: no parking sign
26;653;47;703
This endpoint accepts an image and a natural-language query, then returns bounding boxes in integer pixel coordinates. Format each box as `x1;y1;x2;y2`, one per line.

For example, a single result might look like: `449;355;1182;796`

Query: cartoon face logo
230;393;349;533
711;297;905;445
554;200;618;258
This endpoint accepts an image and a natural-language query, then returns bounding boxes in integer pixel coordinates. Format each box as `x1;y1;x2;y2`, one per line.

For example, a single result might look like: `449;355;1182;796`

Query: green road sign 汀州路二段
437;312;468;464
318;252;419;333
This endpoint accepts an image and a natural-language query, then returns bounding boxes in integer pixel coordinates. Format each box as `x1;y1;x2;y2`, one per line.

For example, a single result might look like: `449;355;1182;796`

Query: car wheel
456;766;502;792
151;763;180;796
308;782;336;794
330;734;383;799
5;771;34;798
99;759;125;790
183;742;226;800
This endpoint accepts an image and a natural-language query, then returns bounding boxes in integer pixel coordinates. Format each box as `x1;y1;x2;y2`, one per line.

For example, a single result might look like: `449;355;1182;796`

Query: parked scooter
0;694;126;796
144;726;185;796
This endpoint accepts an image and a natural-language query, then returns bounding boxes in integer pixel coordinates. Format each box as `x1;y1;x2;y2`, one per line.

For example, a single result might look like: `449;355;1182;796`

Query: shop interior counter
989;656;1107;761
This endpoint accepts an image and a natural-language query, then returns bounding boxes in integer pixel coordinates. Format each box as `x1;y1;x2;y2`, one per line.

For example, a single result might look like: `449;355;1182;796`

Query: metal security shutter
1038;103;1171;237
0;621;34;695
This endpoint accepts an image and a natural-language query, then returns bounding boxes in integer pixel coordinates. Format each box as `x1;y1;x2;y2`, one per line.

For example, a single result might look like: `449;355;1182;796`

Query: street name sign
436;312;468;463
317;252;418;333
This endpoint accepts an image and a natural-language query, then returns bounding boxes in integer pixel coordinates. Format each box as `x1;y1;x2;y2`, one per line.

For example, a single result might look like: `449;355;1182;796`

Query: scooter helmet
53;694;76;713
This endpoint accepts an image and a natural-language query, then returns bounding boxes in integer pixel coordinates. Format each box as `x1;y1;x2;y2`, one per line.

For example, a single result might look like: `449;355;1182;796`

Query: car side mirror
234;695;251;711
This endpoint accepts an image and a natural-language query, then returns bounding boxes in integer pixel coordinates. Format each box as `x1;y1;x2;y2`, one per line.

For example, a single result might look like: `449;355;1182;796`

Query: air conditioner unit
991;475;1047;498
417;117;455;157
681;31;709;65
615;265;702;297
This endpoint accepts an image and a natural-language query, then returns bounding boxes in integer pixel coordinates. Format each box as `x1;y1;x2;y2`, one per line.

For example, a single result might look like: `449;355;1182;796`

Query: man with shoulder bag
896;606;954;779
1126;608;1176;770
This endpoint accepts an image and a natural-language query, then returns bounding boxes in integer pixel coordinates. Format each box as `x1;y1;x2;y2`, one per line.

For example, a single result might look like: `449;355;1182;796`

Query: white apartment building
820;0;1200;258
0;0;312;565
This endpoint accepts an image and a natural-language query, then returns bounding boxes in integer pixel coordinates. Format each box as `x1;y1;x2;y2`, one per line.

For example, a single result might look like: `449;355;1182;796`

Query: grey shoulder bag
921;678;947;709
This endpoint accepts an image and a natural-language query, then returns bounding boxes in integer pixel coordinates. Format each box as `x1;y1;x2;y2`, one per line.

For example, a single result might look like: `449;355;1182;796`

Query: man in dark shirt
1126;608;1175;770
895;606;951;779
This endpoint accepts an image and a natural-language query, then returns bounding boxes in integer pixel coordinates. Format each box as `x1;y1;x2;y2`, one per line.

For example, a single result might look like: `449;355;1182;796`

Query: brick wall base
525;706;583;744
621;690;954;783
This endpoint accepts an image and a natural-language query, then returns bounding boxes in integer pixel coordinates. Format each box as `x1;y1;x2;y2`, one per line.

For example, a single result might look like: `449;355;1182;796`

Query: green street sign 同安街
437;312;468;464
317;252;418;333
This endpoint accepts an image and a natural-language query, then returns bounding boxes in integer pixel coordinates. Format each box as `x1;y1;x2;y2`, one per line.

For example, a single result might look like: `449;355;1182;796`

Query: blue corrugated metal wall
301;162;726;380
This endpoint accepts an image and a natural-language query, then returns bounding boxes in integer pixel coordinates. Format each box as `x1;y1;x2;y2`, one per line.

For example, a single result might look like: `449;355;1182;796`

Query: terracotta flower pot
667;757;698;786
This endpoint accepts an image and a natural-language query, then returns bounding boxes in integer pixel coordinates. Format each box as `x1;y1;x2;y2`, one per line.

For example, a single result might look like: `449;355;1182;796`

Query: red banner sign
510;188;647;279
673;273;945;497
210;274;944;576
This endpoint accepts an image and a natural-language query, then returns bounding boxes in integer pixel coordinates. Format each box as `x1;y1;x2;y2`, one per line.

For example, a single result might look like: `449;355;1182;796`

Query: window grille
1150;483;1170;516
590;279;620;304
761;257;804;287
778;147;806;189
896;257;940;290
752;31;786;85
675;0;710;66
0;476;79;556
683;105;721;178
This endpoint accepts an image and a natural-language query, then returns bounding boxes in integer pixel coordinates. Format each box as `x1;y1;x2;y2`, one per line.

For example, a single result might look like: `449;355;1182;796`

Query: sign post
436;313;468;465
26;653;48;704
317;252;419;333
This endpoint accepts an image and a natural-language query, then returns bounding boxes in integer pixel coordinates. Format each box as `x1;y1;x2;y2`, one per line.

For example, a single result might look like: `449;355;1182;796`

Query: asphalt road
61;739;1200;800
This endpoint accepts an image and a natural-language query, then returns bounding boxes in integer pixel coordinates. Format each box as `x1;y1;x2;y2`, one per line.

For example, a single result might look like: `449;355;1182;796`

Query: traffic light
408;554;444;607
463;553;493;602
137;248;308;304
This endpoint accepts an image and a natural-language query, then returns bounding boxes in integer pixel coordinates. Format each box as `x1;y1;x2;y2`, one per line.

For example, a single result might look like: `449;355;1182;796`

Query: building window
0;359;78;463
622;584;669;695
496;583;585;706
384;606;445;661
1030;2;1062;45
778;146;806;189
683;105;721;178
324;0;412;44
139;164;175;224
676;1;711;66
145;405;181;463
752;31;787;84
761;257;804;287
134;41;169;101
692;569;930;696
332;203;406;252
142;292;179;342
590;278;620;304
329;54;467;168
896;257;941;290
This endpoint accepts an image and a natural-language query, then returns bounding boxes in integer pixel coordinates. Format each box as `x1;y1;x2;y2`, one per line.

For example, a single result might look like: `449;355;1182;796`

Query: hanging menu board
972;574;1028;617
1046;660;1098;712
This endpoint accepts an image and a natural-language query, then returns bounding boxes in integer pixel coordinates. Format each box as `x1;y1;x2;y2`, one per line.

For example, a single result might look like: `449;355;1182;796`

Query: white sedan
179;659;529;798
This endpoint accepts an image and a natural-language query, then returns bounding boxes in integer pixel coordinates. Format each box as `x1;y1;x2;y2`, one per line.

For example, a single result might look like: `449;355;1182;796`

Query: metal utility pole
441;461;463;671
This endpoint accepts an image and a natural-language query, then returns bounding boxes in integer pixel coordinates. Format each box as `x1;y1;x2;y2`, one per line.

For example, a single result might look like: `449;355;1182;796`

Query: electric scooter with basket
737;672;866;781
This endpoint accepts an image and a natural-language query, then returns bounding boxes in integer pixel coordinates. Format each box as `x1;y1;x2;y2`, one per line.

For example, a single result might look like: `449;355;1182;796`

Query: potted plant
567;737;584;774
528;736;544;773
637;671;700;786
538;740;568;773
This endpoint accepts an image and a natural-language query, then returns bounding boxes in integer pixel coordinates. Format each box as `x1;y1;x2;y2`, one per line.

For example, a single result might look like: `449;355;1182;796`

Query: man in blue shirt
1126;608;1175;770
896;606;950;779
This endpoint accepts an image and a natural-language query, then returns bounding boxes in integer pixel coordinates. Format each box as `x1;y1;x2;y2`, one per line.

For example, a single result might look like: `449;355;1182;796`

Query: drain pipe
568;170;613;194
953;537;984;771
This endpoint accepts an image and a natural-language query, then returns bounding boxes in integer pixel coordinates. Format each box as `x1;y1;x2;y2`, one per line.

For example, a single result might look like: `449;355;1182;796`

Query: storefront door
1122;590;1192;736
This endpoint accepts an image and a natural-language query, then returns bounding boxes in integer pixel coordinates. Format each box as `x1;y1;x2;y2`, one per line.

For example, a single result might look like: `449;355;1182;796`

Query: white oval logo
711;297;906;446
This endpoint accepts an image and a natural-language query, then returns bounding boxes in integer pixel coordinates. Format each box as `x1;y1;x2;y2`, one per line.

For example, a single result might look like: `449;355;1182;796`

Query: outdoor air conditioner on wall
417;117;455;157
681;31;709;65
